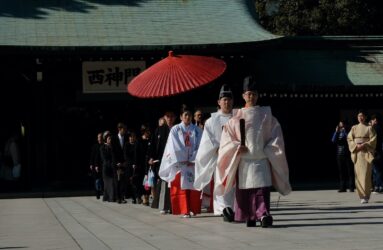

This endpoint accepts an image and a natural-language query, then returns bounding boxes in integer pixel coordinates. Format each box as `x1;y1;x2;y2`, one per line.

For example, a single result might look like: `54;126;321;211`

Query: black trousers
114;171;127;201
337;154;355;190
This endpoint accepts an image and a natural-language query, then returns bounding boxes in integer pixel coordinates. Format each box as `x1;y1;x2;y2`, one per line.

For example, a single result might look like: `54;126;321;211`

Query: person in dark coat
149;111;176;213
332;120;355;192
89;132;103;199
140;124;152;206
124;132;143;204
111;122;128;204
100;131;115;202
371;114;383;193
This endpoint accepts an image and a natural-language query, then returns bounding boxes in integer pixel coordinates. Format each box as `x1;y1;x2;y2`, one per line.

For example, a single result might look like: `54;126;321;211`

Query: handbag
142;175;151;191
148;168;155;187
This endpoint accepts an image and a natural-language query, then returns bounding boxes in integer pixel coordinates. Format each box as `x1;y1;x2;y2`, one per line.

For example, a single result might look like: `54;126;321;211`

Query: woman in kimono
159;107;203;218
347;110;377;204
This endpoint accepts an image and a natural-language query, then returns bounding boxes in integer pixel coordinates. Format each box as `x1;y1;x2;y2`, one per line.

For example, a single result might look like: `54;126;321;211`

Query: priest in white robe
194;84;236;221
215;76;291;227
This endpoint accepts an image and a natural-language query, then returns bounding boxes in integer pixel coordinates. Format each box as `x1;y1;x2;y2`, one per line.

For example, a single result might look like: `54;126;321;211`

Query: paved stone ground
1;190;383;250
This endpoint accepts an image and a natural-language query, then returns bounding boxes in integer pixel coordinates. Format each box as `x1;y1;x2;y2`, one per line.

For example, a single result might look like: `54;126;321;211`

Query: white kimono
215;106;291;196
194;110;236;214
159;122;202;190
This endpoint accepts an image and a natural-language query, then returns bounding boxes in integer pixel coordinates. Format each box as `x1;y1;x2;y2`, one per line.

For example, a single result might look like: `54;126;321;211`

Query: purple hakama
234;186;271;222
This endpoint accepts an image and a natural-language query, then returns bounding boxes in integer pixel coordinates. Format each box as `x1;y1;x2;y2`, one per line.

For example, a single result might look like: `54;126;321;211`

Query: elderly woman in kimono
347;110;377;204
215;76;291;227
159;106;203;218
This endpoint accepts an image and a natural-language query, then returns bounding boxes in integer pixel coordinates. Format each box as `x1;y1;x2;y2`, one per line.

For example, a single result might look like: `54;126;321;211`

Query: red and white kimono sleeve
214;116;242;196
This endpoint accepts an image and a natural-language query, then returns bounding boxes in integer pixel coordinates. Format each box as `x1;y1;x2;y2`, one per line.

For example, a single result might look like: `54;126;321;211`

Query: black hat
243;75;257;93
219;84;233;99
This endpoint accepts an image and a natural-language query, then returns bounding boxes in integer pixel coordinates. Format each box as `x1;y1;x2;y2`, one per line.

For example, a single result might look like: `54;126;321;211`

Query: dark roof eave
280;35;383;48
0;39;284;55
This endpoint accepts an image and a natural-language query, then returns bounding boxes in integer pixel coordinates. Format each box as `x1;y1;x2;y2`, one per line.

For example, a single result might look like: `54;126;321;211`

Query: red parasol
127;51;226;98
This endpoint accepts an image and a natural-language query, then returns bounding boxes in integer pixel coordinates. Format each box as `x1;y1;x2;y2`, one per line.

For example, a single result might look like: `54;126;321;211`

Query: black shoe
222;207;235;222
96;191;100;200
348;188;355;192
246;220;256;227
222;215;229;222
132;199;137;204
117;200;122;204
337;189;347;193
260;215;273;228
121;199;127;204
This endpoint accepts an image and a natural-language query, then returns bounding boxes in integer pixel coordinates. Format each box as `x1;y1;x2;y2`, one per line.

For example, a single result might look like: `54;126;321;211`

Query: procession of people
87;76;292;228
88;75;383;229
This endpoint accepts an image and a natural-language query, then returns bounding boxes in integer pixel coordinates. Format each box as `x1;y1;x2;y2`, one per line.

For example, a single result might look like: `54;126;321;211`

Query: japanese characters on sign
82;61;146;93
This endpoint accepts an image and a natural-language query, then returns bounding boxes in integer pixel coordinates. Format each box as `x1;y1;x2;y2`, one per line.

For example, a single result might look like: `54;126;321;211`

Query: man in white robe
194;84;236;221
215;76;291;227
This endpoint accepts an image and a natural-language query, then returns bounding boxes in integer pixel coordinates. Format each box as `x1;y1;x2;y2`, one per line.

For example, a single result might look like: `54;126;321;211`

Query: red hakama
170;172;202;215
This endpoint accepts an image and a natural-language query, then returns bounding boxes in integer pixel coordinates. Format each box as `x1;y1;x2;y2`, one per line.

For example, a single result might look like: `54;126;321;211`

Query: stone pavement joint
1;190;383;250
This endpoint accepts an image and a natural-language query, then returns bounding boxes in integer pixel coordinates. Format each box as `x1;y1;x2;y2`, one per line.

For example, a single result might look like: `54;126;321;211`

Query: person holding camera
332;121;355;192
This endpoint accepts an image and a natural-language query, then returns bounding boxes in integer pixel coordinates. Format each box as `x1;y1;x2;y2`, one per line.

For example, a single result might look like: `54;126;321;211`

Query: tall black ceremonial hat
219;84;233;99
243;75;258;93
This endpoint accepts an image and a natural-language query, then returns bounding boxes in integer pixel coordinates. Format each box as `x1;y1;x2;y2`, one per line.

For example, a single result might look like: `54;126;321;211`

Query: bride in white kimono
159;107;203;217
